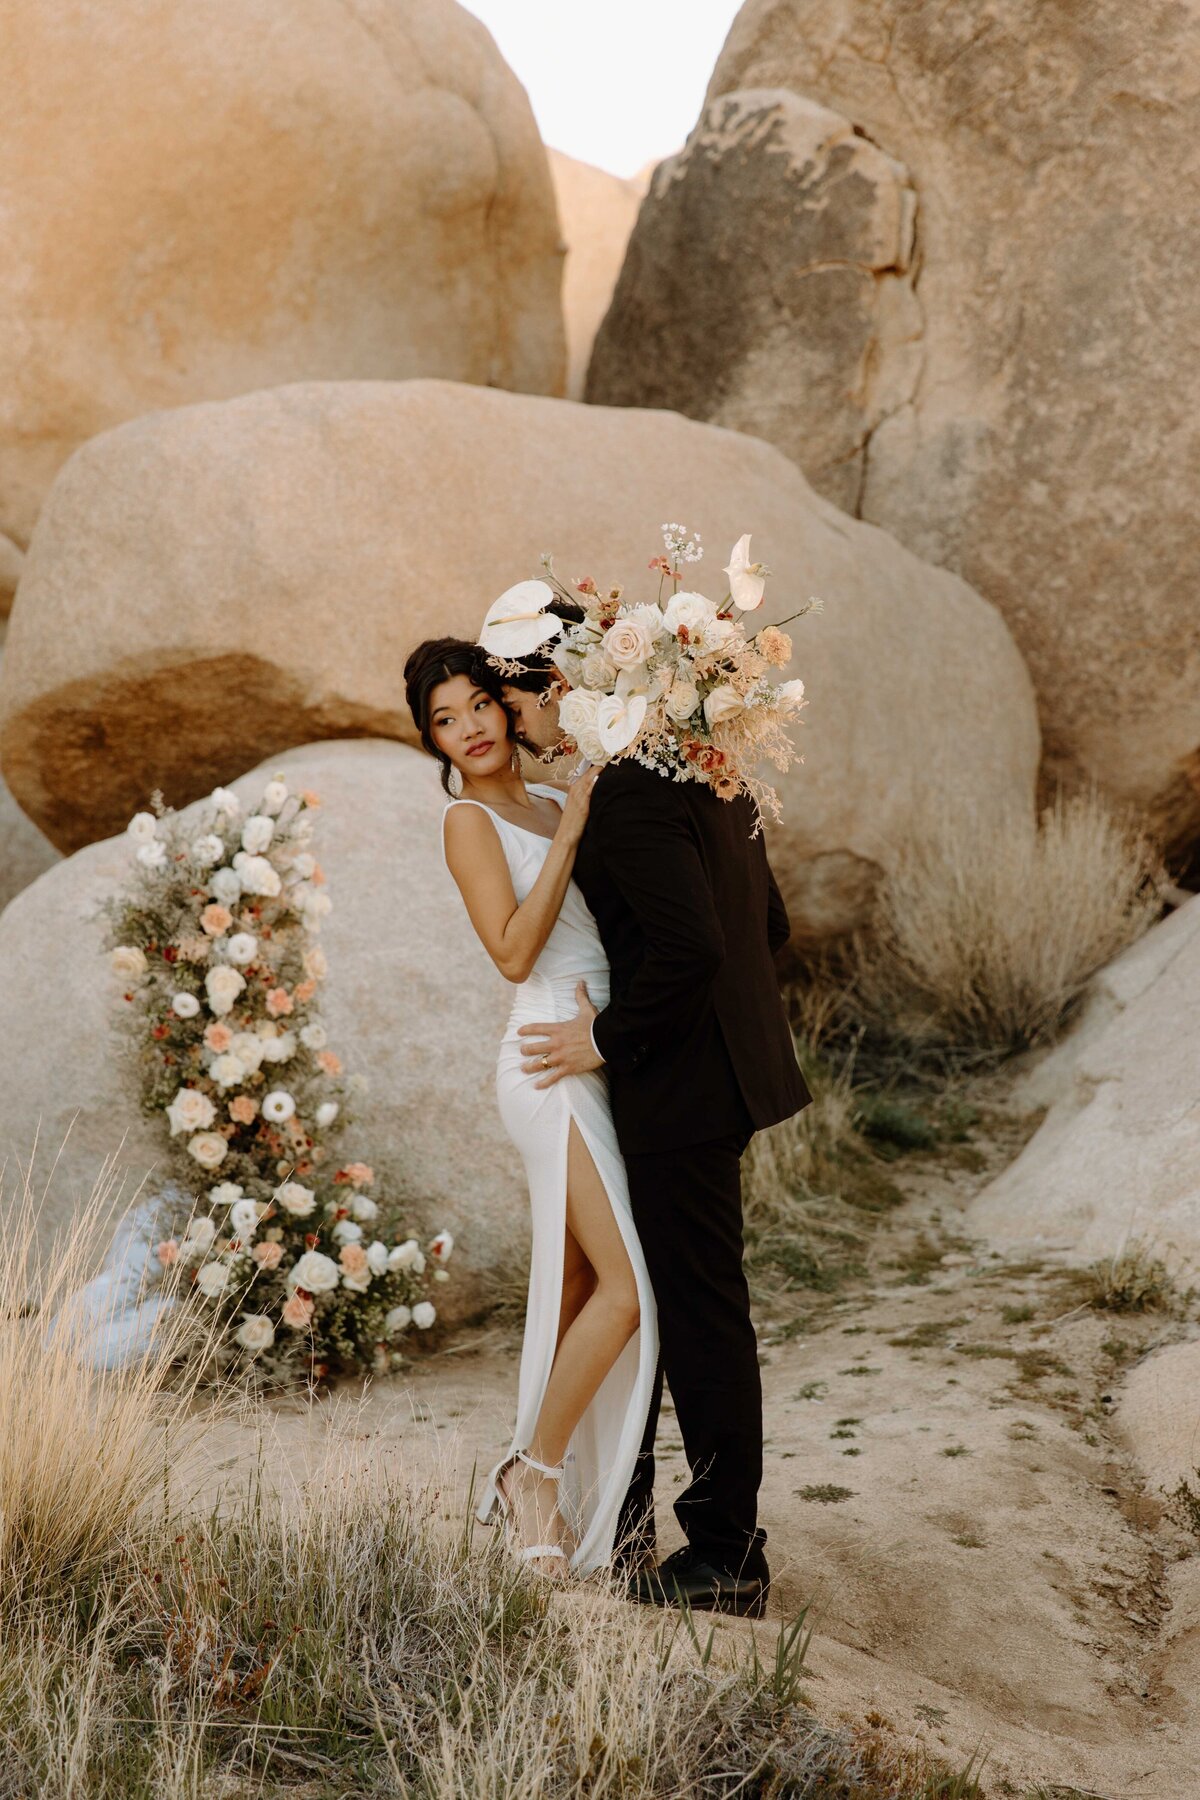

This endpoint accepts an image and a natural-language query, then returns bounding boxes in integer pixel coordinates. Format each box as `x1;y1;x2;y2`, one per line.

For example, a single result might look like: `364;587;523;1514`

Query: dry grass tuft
1081;1242;1183;1316
831;791;1165;1065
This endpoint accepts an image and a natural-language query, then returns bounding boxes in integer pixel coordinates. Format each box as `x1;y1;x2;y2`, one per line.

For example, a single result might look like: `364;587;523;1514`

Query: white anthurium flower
614;663;650;698
703;684;746;728
479;580;563;658
191;834;225;866
235;1314;275;1351
775;678;806;713
171;992;201;1019
262;1089;296;1123
240;814;274;854
724;534;768;611
332;1218;362;1246
385;1304;412;1335
596;692;647;757
225;932;257;966
315;1101;339;1129
127;811;158;844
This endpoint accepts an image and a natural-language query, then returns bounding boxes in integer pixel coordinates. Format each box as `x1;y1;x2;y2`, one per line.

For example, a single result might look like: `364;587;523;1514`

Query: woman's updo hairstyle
403;637;510;794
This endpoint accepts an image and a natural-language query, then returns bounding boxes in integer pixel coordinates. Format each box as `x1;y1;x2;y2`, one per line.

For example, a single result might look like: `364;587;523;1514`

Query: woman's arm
442;774;598;983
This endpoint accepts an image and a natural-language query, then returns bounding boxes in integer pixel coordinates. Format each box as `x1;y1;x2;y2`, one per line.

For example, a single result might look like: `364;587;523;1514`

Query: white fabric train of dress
440;783;658;1576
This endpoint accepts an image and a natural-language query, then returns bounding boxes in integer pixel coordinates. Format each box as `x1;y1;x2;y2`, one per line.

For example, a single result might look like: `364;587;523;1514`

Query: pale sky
460;0;744;179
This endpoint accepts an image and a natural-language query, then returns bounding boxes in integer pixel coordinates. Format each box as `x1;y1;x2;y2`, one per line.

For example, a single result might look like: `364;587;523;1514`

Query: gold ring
541;1054;551;1070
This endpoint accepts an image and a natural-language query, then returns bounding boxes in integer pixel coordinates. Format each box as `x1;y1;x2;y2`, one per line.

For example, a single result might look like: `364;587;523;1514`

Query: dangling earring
511;743;522;773
448;763;464;797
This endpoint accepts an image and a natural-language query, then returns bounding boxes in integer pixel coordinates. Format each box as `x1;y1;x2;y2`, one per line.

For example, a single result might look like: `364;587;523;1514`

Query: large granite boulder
0;634;58;914
967;896;1200;1272
0;378;1039;939
0;739;518;1319
0;0;565;610
589;0;1200;846
549;152;647;401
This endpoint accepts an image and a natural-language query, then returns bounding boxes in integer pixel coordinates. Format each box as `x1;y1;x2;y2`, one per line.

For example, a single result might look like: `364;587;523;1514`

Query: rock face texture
587;91;920;517
0;378;1039;939
590;0;1200;845
0;0;565;611
0;740;519;1319
967;896;1200;1273
549;152;648;400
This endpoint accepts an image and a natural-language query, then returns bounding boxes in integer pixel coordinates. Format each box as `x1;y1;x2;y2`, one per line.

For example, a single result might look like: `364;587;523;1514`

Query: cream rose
351;1194;379;1223
110;945;147;978
662;591;736;653
166;1087;216;1137
775;678;806;713
228;1032;265;1073
235;1313;275;1351
260;1030;297;1064
602;614;657;671
277;1181;316;1217
188;1132;229;1169
665;678;700;722
196;1259;231;1298
703;684;746;729
204;966;246;1016
580;648;617;689
412;1301;437;1330
290;1250;339;1294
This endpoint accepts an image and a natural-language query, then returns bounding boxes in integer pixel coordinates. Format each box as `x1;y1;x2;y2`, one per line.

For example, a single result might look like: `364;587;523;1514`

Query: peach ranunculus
200;903;233;937
281;1292;315;1329
252;1240;284;1270
204;1021;233;1053
229;1094;259;1125
338;1162;374;1188
156;1239;179;1266
300;790;321;807
756;625;792;667
265;987;294;1018
339;1242;369;1277
293;979;317;1003
317;1050;342;1076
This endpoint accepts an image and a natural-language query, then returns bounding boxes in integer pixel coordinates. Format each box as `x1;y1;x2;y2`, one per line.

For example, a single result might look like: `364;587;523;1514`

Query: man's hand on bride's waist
518;980;603;1087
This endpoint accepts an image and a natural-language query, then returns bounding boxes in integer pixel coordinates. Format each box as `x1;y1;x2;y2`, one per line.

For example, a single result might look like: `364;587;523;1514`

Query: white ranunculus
182;1215;217;1253
261;778;289;815
188;1131;229;1169
703;684;746;729
341;1270;371;1293
235;1313;275;1351
596;692;647;756
209;866;242;906
724;534;767;611
580;648;616;690
604;613;658;670
412;1301;437;1330
191;834;225;866
291;1250;339;1294
332;1218;362;1246
229;1199;261;1240
387;1239;420;1272
662;591;736;653
262;1089;296;1123
277;1181;316;1217
479;579;563;658
234;854;281;898
351;1194;379;1223
209;1182;244;1208
315;1101;339;1129
196;1259;231;1298
665;678;700;722
775;678;806;713
299;1022;327;1051
241;814;274;854
225;932;257;966
210;787;242;818
204;965;246;1016
170;991;201;1019
110;945;147;978
366;1240;390;1276
127;811;158;844
137;841;168;871
228;1032;265;1073
208;1053;245;1090
429;1230;455;1264
385;1305;412;1335
166;1086;216;1137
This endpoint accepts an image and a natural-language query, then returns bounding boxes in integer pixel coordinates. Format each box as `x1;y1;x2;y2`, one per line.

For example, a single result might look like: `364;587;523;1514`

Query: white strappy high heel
495;1448;570;1576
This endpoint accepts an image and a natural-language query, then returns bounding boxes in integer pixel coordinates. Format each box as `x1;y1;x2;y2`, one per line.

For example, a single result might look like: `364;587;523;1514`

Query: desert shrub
832;791;1164;1065
1082;1243;1182;1315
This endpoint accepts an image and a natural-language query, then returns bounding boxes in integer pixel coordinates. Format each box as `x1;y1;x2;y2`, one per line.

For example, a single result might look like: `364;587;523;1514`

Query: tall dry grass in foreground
834;791;1164;1065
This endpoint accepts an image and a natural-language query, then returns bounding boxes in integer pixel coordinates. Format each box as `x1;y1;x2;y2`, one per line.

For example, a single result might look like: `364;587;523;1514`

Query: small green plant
1085;1244;1179;1315
744;1606;816;1708
940;1445;971;1458
1000;1302;1036;1324
797;1484;855;1503
1162;1471;1200;1537
793;1380;828;1401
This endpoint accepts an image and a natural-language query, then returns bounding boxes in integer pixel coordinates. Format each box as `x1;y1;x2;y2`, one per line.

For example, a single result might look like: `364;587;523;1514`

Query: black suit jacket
572;759;812;1155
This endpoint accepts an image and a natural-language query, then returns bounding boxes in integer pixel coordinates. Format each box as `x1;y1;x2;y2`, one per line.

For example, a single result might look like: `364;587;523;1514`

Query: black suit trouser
612;1121;768;1581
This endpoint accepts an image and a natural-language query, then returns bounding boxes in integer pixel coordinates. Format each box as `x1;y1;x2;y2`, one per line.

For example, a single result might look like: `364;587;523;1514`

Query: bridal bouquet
481;524;818;820
101;772;453;1385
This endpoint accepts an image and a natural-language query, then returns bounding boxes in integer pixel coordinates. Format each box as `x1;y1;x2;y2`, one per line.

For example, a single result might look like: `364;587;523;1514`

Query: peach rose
156;1239;179;1266
311;864;326;886
317;1050;342;1076
293;980;317;1003
338;1162;374;1187
281;1292;315;1329
204;1021;233;1053
265;987;293;1018
200;903;233;937
300;790;321;807
339;1242;369;1277
229;1094;259;1125
252;1241;284;1271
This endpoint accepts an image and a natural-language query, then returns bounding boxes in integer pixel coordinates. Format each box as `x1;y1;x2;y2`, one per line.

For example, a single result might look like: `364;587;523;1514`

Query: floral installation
480;524;819;822
101;772;454;1385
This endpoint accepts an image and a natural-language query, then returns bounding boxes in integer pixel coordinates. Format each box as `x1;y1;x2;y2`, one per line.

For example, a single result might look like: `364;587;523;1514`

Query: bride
403;635;658;1581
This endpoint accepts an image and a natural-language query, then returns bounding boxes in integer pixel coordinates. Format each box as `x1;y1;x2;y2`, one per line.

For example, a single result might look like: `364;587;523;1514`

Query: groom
491;611;811;1619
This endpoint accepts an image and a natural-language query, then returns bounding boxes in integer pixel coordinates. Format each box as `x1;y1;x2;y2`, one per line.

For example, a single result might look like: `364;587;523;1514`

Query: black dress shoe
628;1547;770;1619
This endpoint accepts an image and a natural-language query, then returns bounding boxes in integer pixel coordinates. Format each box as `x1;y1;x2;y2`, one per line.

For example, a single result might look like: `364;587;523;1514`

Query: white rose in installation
127;811;158;844
388;1239;420;1272
262;1090;296;1123
170;992;201;1019
188;1131;228;1169
596;692;647;756
181;1214;217;1254
259;1030;296;1064
558;687;606;762
209;1053;245;1090
166;1086;216;1137
723;534;768;611
290;1250;339;1294
332;1218;362;1246
479;579;563;658
261;778;289;815
703;685;746;729
209;1182;244;1207
235;1313;275;1351
240;814;274;854
385;1305;412;1335
191;834;225;866
110;945;147;978
776;679;806;713
581;648;617;690
412;1302;437;1330
233;853;281;898
299;1022;327;1051
277;1181;316;1217
604;612;658;670
205;966;246;1016
665;678;700;722
209;867;242;906
196;1259;231;1298
662;591;736;654
228;1032;265;1073
351;1194;379;1223
225;933;257;966
315;1101;338;1129
366;1240;390;1276
210;786;241;818
137;841;167;871
229;1199;261;1240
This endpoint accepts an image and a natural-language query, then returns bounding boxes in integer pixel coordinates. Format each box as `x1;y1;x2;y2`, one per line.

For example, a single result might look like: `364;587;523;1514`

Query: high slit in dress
441;783;659;1576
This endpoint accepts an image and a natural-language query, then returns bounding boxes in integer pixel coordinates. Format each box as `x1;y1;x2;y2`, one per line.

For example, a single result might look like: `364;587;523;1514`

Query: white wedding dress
441;782;659;1576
